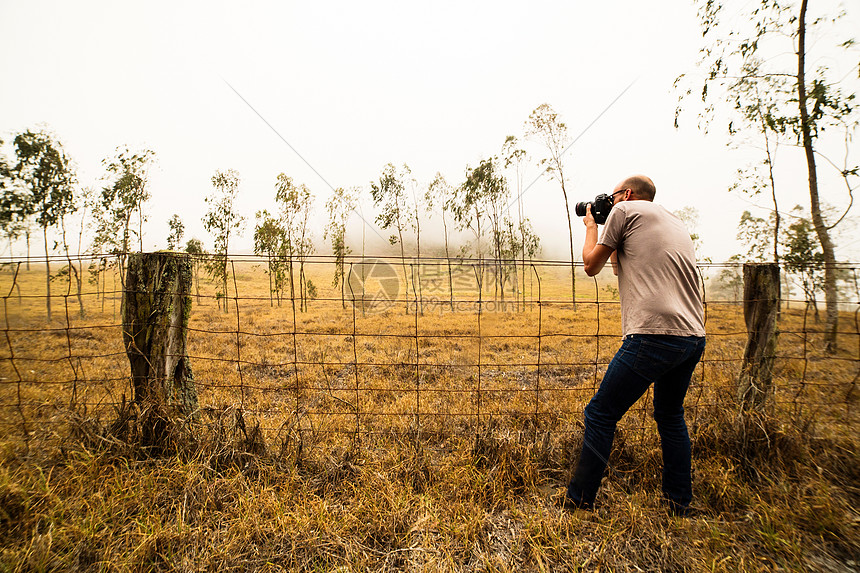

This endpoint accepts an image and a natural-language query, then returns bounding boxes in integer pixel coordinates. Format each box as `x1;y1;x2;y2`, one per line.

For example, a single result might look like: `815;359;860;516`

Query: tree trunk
559;179;576;309
60;215;85;318
288;253;296;316
397;226;409;315
43;227;51;321
138;206;144;252
759;107;780;264
415;216;423;315
738;263;780;410
268;255;274;307
101;259;106;312
798;0;839;353
511;240;519;312
70;263;84;318
341;261;346;310
474;209;483;306
300;261;307;312
360;208;366;316
222;254;229;314
123;252;198;421
519;201;526;312
443;215;454;312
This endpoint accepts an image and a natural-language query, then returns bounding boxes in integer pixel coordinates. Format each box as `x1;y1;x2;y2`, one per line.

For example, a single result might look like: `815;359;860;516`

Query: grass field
0;257;857;571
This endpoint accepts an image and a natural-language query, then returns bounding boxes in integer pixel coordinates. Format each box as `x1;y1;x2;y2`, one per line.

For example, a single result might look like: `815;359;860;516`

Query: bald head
618;175;656;201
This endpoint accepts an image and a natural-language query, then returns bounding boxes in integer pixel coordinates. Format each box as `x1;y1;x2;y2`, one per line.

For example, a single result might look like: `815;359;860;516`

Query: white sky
1;0;857;263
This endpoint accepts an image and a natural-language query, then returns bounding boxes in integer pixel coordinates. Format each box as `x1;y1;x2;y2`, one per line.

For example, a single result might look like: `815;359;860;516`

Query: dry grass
0;259;858;571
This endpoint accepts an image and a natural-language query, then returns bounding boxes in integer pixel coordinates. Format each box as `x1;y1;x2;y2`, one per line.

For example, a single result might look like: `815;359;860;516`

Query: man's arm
582;204;615;276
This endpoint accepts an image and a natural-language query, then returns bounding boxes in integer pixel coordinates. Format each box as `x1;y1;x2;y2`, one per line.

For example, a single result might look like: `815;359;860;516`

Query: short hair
621;175;656;201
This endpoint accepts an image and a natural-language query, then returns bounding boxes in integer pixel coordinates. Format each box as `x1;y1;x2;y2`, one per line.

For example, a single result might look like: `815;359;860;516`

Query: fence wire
0;254;857;456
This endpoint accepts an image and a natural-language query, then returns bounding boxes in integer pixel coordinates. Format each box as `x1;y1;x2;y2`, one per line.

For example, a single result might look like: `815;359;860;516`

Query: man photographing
565;175;706;514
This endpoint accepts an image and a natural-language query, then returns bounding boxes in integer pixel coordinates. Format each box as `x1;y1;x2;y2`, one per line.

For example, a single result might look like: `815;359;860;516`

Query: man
565;175;706;514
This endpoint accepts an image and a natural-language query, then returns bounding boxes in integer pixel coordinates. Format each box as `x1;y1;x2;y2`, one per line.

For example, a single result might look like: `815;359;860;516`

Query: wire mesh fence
0;253;857;457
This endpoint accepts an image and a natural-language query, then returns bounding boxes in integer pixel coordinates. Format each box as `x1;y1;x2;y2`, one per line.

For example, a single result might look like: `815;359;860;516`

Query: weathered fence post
123;252;199;425
738;263;780;409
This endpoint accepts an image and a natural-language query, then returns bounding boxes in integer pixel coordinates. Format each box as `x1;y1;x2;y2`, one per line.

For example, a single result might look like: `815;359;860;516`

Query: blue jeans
567;334;706;508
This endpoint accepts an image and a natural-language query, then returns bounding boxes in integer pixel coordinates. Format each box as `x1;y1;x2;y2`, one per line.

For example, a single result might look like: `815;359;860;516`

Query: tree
499;215;541;309
736;210;777;263
451;162;487;299
93;146;156;308
370;163;410;314
783;207;826;321
674;206;710;262
166;214;185;250
526;104;576;306
185;237;205;303
11;129;77;321
425;173;456;310
404;166;426;314
502;135;531;310
294;190;315;313
254;209;287;306
454;157;509;305
717;211;777;302
717;255;745;301
97;147;156;278
0;145;30;262
57;186;92;318
0;142;36;269
0;182;31;261
727;80;787;264
203;169;245;312
85;189;113;309
679;0;859;352
275;174;315;313
325;187;358;309
506;216;541;308
0;143;10;250
87;256;108;311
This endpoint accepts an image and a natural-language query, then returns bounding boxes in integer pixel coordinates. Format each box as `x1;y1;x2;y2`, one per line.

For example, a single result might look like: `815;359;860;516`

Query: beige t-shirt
598;201;706;338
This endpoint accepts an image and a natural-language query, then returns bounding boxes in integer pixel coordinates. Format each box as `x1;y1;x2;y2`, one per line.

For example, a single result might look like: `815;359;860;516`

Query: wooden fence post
123;252;199;424
738;263;780;410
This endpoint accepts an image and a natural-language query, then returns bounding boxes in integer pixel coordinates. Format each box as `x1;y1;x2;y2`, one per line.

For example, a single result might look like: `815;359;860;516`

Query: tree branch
814;141;857;231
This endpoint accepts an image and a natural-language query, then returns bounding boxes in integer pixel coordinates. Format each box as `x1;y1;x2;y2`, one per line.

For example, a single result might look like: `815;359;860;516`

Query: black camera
575;193;614;225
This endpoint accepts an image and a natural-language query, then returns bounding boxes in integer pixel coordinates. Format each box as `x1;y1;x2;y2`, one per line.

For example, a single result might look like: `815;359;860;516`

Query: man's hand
581;203;614;276
583;203;597;230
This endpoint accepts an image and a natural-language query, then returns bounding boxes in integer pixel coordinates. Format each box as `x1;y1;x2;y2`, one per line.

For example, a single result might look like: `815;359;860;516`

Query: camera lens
575;202;588;217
